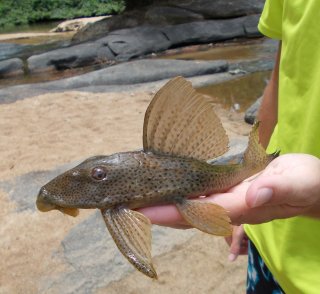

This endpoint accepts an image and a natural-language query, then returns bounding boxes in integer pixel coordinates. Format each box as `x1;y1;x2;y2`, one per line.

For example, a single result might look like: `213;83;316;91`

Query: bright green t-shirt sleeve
258;0;283;40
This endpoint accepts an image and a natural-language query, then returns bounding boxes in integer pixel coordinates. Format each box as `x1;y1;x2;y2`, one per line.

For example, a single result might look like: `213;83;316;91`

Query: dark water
161;39;277;63
198;71;270;111
164;38;276;110
0;21;61;34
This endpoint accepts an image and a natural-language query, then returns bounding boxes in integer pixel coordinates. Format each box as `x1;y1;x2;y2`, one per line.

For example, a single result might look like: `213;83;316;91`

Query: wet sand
0;89;250;293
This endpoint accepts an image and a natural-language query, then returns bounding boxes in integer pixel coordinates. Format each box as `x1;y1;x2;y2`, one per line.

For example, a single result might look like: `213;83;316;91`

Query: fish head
37;153;138;216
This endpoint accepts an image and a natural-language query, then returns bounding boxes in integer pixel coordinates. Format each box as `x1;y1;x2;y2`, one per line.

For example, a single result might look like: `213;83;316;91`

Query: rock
50;16;111;32
0;59;229;103
170;0;264;18
162;18;246;47
244;97;262;124
0;162;77;212
0;58;24;77
98;25;171;61
145;6;204;25
73;0;264;43
41;210;196;293
72;11;145;44
27;14;261;73
209;137;248;164
36;59;228;90
28;42;115;73
243;14;262;37
0;43;27;61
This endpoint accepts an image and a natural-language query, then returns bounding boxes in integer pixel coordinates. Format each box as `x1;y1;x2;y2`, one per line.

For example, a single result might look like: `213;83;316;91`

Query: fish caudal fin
176;199;232;236
243;122;279;173
101;207;157;279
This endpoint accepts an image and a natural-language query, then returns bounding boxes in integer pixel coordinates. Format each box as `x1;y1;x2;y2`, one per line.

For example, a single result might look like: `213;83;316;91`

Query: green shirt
244;0;320;293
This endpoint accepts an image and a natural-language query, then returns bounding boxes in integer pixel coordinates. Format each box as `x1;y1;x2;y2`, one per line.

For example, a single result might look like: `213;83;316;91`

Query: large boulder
163;18;245;47
72;0;264;43
162;15;260;47
170;0;264;18
27;14;261;73
145;6;204;25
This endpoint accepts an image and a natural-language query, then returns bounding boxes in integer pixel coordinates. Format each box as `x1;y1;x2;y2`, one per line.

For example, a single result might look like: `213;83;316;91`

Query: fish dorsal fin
101;207;157;279
143;76;229;161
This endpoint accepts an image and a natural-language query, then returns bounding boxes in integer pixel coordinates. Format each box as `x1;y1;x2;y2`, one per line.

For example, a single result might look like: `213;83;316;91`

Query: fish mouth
36;188;79;217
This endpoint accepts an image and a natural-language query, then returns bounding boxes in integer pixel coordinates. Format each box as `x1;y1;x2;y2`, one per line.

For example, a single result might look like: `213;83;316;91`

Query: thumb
246;175;293;208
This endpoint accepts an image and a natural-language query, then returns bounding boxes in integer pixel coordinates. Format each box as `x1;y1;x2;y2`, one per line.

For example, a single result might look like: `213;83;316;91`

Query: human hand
138;154;320;227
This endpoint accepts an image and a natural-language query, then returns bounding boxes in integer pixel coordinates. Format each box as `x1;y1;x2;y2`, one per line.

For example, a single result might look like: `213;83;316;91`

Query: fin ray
176;199;232;236
143;77;229;161
101;207;157;279
243;122;278;172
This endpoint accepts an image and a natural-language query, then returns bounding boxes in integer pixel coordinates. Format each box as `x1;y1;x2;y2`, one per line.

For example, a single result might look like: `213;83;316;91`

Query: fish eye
91;166;107;181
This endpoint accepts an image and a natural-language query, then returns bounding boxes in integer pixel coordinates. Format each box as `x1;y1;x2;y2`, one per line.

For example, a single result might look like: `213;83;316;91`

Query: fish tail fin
243;122;279;172
176;199;232;236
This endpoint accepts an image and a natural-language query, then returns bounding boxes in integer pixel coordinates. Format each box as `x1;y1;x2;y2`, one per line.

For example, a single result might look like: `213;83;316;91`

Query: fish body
38;147;268;211
36;77;275;279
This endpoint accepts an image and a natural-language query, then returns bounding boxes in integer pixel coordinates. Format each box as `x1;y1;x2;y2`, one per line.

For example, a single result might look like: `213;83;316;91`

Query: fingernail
253;188;273;207
228;253;237;262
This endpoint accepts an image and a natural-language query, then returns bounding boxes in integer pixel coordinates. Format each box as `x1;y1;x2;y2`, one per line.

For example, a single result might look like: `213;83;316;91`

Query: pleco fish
36;77;276;279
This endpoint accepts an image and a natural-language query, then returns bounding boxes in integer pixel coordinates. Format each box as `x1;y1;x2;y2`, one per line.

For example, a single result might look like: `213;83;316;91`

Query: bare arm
258;42;281;148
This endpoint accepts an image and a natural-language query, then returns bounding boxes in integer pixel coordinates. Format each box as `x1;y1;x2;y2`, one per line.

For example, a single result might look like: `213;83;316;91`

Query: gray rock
0;59;228;103
0;58;24;77
0;162;77;212
171;0;264;18
209;137;248;164
145;6;204;25
27;15;261;73
243;14;262;37
98;25;171;61
28;42;115;73
72;11;145;44
245;96;262;124
42;59;227;89
0;43;27;61
162;18;246;47
72;0;264;43
40;210;196;293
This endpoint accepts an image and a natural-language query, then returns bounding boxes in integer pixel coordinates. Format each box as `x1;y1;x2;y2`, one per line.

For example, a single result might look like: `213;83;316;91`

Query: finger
228;225;247;261
137;204;190;227
203;182;251;225
236;204;309;224
246;175;293;208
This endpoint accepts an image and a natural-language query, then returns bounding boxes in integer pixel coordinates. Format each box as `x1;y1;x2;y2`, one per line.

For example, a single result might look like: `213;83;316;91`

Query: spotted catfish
36;77;276;279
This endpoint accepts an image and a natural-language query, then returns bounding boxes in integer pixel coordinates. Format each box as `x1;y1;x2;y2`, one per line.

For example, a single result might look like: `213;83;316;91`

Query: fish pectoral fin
176;199;232;236
101;207;157;279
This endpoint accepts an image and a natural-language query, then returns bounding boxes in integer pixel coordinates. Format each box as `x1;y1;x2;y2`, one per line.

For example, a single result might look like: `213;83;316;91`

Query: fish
36;76;276;279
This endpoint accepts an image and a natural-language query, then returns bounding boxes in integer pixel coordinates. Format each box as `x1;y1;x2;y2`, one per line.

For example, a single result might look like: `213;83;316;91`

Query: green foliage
0;0;125;28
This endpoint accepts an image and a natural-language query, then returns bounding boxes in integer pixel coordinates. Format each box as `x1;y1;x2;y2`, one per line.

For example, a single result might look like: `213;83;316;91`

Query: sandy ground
0;89;250;293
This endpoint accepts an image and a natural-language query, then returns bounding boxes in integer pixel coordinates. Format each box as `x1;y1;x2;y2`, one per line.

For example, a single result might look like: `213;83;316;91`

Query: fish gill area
0;2;277;293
